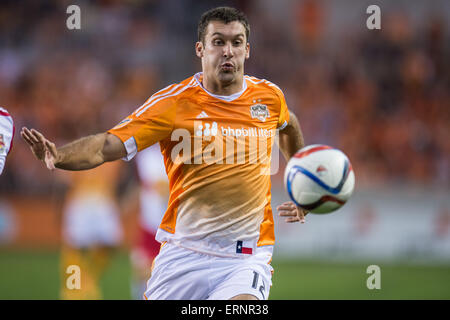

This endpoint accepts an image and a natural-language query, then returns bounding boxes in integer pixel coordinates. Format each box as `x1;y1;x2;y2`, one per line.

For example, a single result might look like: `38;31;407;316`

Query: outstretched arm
21;127;126;171
276;110;308;223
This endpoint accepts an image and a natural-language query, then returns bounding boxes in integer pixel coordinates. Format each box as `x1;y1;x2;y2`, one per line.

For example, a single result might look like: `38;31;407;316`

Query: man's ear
245;42;250;59
195;41;204;58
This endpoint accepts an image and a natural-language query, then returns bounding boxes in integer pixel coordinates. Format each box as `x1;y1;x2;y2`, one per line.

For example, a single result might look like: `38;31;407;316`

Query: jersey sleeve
107;96;177;161
0;108;14;175
273;86;290;130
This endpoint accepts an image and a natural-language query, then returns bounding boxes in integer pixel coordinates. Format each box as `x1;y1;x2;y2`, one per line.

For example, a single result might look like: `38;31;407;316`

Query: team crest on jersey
250;104;269;122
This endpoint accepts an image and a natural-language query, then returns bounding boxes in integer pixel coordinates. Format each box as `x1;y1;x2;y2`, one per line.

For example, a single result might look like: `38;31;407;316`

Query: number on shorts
252;271;259;289
251;271;266;299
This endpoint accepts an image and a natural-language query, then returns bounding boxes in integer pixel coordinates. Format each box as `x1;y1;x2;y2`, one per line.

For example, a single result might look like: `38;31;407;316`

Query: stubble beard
217;70;235;85
217;63;244;87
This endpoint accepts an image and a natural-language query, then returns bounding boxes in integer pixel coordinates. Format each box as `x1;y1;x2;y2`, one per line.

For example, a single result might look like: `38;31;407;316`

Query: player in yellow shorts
21;7;307;300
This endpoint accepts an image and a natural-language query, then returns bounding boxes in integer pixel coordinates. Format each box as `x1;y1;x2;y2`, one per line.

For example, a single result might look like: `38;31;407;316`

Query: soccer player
130;143;169;299
59;161;123;300
0;107;14;175
21;7;307;300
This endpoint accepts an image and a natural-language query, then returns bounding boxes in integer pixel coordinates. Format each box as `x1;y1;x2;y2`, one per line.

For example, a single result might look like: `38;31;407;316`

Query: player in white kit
0;107;14;175
130;143;169;299
59;161;123;299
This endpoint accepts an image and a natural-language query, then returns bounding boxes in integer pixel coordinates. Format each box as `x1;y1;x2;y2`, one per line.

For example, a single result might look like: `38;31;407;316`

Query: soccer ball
284;144;355;214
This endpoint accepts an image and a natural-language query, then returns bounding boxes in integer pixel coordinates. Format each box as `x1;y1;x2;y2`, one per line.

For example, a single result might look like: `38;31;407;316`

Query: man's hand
21;127;58;170
21;128;125;171
277;201;308;224
276;110;308;223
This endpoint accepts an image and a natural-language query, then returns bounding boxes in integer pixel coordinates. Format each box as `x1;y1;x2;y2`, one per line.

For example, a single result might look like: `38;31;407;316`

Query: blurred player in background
0;107;14;175
21;7;307;300
130;143;169;299
59;161;123;300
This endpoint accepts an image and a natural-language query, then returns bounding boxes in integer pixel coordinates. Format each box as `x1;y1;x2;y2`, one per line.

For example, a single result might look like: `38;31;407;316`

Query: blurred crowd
0;0;448;195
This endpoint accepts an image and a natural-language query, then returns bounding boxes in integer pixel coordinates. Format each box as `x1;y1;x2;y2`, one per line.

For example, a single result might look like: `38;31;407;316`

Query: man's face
196;20;250;85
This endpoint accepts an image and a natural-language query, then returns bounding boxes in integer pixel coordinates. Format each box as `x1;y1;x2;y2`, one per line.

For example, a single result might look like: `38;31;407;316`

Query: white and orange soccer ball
284;144;355;214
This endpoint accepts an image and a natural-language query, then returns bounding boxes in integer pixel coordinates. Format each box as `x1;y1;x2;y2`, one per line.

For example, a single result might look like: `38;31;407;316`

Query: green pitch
0;249;449;299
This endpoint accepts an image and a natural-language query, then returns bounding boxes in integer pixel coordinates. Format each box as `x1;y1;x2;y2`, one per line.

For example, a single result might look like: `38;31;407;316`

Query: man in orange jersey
21;7;307;300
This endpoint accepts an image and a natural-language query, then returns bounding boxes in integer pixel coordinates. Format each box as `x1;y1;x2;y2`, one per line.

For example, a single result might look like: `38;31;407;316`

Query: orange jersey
108;72;290;257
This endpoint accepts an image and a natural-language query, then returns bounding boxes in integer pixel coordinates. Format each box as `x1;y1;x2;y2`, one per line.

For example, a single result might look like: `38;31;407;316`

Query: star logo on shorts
236;241;253;254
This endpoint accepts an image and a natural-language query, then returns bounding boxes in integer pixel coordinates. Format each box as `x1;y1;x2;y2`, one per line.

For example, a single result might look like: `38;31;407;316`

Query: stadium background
0;0;449;299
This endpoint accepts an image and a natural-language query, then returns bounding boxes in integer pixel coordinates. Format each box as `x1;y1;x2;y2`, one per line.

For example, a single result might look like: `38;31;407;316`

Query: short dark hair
197;6;250;43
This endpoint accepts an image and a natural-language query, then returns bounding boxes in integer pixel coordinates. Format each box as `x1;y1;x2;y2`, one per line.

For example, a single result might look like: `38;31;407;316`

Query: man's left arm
278;110;305;160
276;110;308;223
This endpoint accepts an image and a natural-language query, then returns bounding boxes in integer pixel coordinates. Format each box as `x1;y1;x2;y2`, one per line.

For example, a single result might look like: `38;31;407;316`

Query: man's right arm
21;128;126;171
54;132;126;170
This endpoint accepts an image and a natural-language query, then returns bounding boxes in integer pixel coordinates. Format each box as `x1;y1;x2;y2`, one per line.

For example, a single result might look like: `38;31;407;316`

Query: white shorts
143;243;274;300
62;195;122;248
